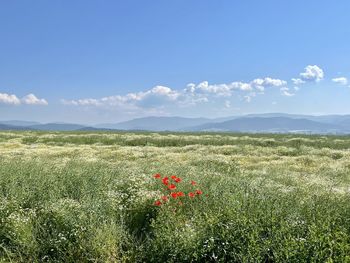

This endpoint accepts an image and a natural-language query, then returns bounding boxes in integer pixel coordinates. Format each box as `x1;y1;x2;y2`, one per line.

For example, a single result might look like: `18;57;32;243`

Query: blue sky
1;1;350;124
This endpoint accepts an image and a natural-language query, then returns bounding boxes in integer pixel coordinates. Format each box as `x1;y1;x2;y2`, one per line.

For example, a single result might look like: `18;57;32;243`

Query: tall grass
1;131;350;262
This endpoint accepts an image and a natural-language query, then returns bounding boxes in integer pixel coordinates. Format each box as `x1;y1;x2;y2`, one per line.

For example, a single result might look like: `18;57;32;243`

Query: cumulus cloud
185;77;286;96
291;78;305;85
299;65;324;82
21;94;48;105
62;85;181;109
332;77;348;85
280;87;294;97
251;77;287;88
62;76;290;112
0;92;48;106
0;93;21;105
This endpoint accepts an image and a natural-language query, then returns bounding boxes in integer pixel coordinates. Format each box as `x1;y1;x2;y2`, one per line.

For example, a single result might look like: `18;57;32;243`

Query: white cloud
186;77;286;97
299;65;324;82
251;77;287;87
0;93;21;105
332;77;348;85
62;85;181;109
280;87;295;97
188;81;235;96
63;75;290;112
291;78;305;85
282;91;294;96
21;94;48;105
0;92;48;106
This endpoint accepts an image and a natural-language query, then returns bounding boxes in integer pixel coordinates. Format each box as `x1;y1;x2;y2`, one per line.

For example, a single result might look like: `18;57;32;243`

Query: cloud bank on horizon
1;65;349;110
1;64;349;122
60;64;346;110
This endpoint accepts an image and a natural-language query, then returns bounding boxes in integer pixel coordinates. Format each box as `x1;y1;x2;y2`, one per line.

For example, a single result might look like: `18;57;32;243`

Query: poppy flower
177;191;185;197
191;180;196;185
174;177;182;183
153;173;161;179
196;189;203;195
188;192;195;198
161;196;168;202
171;192;178;198
162;177;169;186
168;184;176;190
154;200;162;206
171;175;177;180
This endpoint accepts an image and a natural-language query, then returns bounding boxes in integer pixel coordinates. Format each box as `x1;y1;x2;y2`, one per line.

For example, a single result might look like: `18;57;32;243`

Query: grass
1;131;350;262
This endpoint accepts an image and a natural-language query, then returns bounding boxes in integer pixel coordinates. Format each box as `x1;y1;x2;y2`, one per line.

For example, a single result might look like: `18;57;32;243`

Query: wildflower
177;191;185;197
171;192;178;198
153;173;161;179
188;192;195;198
162;177;169;186
161;196;168;202
196;189;203;195
191;180;196;185
154;200;162;206
168;184;176;190
170;175;182;183
174;177;181;183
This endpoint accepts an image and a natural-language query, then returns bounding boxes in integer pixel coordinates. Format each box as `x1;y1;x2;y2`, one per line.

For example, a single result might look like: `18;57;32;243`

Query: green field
1;131;350;262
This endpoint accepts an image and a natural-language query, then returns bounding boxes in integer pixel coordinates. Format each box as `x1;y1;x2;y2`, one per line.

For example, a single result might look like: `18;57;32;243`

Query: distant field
1;131;350;262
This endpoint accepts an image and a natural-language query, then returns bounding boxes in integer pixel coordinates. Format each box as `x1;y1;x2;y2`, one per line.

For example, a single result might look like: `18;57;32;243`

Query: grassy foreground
1;131;350;262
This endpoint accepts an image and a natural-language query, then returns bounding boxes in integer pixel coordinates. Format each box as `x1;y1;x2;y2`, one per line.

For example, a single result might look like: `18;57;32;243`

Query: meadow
1;131;350;262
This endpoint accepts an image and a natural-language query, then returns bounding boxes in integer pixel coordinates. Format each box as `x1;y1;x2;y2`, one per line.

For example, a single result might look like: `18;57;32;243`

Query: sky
1;0;350;124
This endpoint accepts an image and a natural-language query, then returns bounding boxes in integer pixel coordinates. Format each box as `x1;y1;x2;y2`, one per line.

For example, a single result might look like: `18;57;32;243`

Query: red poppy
188;192;195;198
177;191;185;197
153;173;161;179
171;175;177;180
171;192;178;198
174;177;181;183
162;177;169;186
196;189;203;195
161;196;168;202
154;200;162;206
191;180;196;185
168;184;176;190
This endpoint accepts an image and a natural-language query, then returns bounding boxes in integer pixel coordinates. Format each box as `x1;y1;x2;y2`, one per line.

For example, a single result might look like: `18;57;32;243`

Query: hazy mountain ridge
0;124;31;130
1;114;350;133
28;123;88;131
187;117;347;133
94;116;214;131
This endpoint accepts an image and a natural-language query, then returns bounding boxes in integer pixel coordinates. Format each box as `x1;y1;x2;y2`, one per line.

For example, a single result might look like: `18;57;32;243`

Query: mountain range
1;113;350;134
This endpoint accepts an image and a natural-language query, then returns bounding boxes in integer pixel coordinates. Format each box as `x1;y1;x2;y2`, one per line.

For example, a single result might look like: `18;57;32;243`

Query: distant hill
95;116;214;131
2;114;350;133
0;120;41;127
188;117;347;134
28;123;88;131
0;124;29;130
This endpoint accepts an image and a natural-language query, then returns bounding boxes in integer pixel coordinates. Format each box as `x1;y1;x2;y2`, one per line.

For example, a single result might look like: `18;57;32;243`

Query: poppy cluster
153;173;203;206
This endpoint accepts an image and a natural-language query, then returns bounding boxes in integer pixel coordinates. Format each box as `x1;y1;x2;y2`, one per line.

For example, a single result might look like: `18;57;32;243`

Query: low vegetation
1;131;350;262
